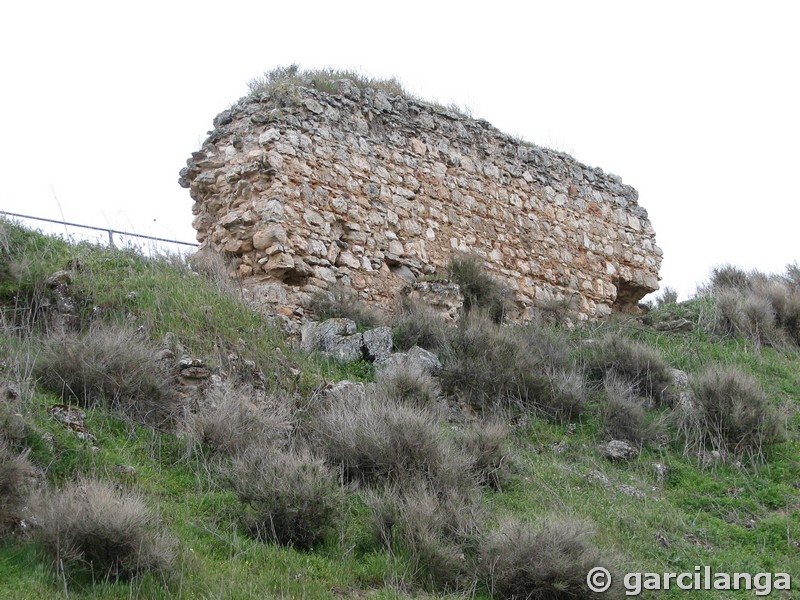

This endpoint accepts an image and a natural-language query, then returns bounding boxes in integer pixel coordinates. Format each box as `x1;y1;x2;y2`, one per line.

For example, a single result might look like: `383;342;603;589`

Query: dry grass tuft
447;254;508;323
311;389;455;488
368;482;484;590
309;284;383;329
391;298;448;352
585;334;673;407
35;325;177;424
439;314;586;420
229;446;344;550
34;478;177;580
0;442;37;537
480;516;608;599
458;420;512;490
602;376;659;446
676;365;784;460
181;381;293;456
375;361;441;411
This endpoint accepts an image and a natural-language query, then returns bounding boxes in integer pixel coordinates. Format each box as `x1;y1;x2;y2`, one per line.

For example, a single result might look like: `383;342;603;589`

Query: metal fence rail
0;210;198;248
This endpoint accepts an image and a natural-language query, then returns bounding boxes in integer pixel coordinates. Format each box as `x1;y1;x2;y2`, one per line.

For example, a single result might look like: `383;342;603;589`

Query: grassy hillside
1;219;798;599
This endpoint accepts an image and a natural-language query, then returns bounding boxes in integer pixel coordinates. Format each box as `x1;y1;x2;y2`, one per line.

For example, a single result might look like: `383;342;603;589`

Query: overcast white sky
1;1;797;300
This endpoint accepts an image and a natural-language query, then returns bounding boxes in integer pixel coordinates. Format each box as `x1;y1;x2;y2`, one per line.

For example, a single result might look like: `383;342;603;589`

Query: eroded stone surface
180;81;662;320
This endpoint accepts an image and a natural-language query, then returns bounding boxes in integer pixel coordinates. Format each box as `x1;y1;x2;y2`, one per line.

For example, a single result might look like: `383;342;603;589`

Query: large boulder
301;318;364;362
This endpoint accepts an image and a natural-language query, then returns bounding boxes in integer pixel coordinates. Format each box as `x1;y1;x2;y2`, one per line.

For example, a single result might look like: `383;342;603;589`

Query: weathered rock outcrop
180;80;661;320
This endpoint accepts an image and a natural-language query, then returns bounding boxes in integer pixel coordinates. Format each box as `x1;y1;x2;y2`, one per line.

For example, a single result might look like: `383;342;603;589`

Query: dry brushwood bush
182;381;293;456
311;388;473;492
480;516;608;600
367;481;485;590
375;360;442;411
704;265;800;347
458;420;512;490
34;325;177;425
585;334;673;407
0;442;37;537
34;478;176;580
710;287;781;348
229;445;344;550
677;365;784;460
391;298;449;352
439;314;586;420
602;376;659;446
309;284;383;329
447;254;508;323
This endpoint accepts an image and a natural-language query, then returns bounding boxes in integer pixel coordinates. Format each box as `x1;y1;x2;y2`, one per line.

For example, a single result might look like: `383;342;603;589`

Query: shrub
309;284;382;329
375;361;441;411
439;315;586;420
188;248;238;295
710;265;751;291
34;325;177;424
249;65;408;99
711;287;780;347
585;335;673;406
229;446;343;550
34;478;176;580
368;482;484;590
655;286;679;307
705;268;800;347
391;298;448;351
0;394;26;449
757;277;800;345
458;420;511;490
311;390;458;489
182;382;293;456
0;443;36;537
602;376;658;446
480;517;607;600
678;365;784;459
447;254;508;323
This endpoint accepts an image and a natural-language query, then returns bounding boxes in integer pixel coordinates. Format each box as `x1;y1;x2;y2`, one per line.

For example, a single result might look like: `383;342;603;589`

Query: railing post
108;229;114;247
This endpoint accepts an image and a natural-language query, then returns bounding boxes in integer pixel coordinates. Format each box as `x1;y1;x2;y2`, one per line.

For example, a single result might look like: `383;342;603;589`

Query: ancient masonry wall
179;80;662;320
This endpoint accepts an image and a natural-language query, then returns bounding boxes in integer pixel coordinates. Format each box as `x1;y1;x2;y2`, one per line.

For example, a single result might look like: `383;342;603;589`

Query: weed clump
230;446;343;550
312;390;459;488
585;335;673;406
309;284;383;329
447;254;508;323
34;478;176;580
248;64;408;99
704;265;800;347
678;365;784;460
375;361;441;411
368;483;484;590
182;382;293;456
391;298;448;352
602;376;659;446
480;517;607;600
458;420;512;490
439;315;586;420
0;442;36;537
35;325;177;425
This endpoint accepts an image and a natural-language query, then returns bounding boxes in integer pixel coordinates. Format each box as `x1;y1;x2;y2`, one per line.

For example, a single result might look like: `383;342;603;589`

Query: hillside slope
1;220;798;599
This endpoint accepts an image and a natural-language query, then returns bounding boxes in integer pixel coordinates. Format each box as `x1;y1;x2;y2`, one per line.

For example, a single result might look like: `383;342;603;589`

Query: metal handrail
0;210;198;247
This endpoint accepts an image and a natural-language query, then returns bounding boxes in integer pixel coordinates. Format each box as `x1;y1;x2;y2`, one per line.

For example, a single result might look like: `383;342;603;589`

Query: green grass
1;220;799;599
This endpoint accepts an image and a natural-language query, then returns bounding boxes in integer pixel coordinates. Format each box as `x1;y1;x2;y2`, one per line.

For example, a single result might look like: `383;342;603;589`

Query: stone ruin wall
179;80;662;321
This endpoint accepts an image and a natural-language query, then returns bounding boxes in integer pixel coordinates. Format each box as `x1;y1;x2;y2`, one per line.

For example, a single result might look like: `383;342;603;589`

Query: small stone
617;484;646;499
258;128;281;145
362;327;393;363
303;98;325;114
599;439;640;461
652;463;669;483
46;270;72;287
586;469;612;487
